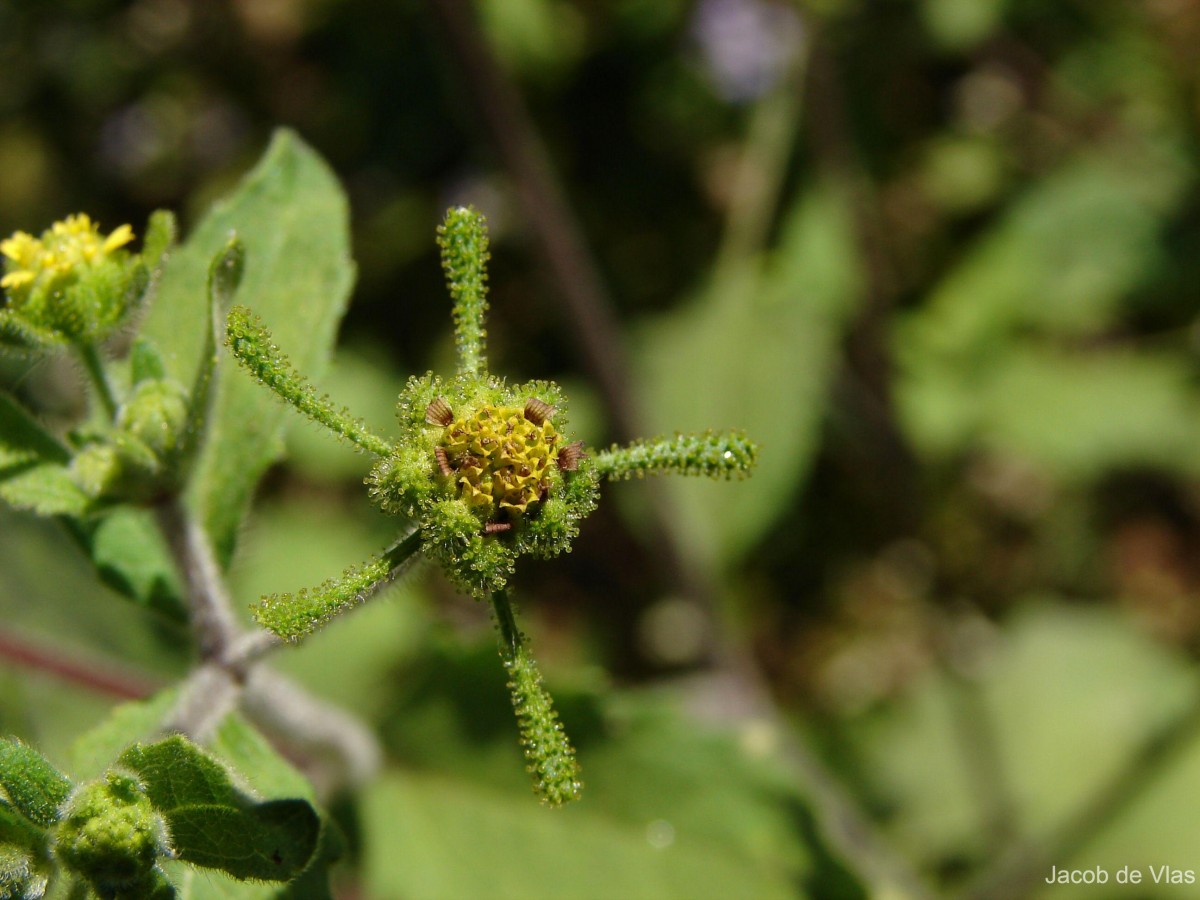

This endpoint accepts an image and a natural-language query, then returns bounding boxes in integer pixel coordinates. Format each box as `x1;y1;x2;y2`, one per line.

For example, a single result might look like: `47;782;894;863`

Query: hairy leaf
64;510;187;623
118;737;320;883
0;841;49;900
0;740;72;829
0;464;91;518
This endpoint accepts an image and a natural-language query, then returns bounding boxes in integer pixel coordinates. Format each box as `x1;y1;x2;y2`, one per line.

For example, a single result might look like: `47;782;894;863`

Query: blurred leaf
901;152;1185;353
0;395;85;516
921;0;1006;50
850;603;1198;869
138;129;355;567
897;148;1191;469
0;394;68;469
377;640;852;898
70;691;177;780
634;182;861;567
0;464;91;518
65;509;187;623
363;769;801;900
0;739;72;829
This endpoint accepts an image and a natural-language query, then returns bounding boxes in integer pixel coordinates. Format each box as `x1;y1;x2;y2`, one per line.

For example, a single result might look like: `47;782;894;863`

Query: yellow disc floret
1;214;133;292
440;404;559;517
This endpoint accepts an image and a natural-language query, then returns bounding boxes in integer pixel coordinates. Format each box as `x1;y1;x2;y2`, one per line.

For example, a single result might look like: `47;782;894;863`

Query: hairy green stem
490;590;581;806
489;589;521;658
594;431;758;481
253;529;423;642
78;343;118;420
438;207;490;378
226;305;393;457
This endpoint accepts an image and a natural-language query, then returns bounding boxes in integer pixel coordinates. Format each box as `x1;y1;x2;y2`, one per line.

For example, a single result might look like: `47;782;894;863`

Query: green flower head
368;372;597;595
228;205;756;804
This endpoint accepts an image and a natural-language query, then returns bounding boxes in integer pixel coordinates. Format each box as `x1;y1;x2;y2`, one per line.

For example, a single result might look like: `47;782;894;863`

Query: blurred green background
3;0;1200;897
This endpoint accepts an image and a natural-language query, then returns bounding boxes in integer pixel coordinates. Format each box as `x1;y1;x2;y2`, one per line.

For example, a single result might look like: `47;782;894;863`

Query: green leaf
0;841;50;900
165;801;318;882
379;641;857;897
64;509;187;623
0;395;88;516
118;738;242;810
0;394;69;470
634;183;862;566
363;771;803;900
118;736;320;883
138;129;356;567
141;210;178;275
0;739;73;829
0;464;92;518
70;691;178;780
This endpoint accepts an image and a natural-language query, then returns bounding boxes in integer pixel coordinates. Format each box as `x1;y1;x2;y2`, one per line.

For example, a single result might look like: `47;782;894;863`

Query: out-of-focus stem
78;343;118;420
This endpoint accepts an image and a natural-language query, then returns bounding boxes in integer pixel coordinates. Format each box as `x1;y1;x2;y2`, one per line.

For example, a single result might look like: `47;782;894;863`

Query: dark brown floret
524;398;556;426
425;397;454;426
434;446;453;476
556;441;587;472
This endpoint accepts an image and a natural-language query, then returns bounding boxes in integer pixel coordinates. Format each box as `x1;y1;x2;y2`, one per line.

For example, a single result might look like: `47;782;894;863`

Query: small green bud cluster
70;341;191;503
53;772;171;897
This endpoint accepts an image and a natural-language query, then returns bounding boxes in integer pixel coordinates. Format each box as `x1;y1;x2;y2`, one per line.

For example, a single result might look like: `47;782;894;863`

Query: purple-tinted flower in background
690;0;805;103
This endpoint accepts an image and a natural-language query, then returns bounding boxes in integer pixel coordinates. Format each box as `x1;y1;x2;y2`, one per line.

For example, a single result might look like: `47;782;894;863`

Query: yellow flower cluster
1;214;134;291
440;404;560;516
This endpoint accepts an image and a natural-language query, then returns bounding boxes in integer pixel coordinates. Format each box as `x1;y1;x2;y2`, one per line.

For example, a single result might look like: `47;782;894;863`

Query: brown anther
484;521;512;534
434;446;453;477
556;441;587;472
524;398;557;426
425;397;454;427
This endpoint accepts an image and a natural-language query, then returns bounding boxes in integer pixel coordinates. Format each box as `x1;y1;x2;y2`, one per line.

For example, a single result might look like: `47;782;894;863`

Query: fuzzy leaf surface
118;736;320;883
0;739;72;829
138;129;355;566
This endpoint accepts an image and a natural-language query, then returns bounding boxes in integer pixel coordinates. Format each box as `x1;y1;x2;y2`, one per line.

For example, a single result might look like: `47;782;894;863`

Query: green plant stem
253;529;423;642
489;589;521;657
154;496;241;663
243;668;382;792
78;343;118;420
